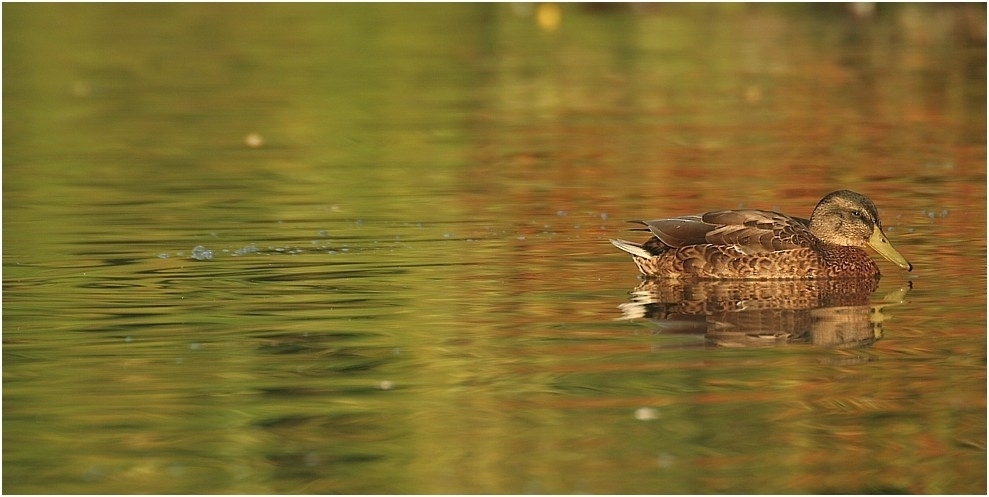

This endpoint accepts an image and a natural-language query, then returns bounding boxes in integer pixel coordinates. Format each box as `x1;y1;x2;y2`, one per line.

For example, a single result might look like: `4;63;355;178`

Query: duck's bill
868;227;913;271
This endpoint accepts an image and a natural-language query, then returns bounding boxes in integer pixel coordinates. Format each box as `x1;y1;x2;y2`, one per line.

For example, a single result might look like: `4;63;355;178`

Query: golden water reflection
3;3;984;494
619;278;910;348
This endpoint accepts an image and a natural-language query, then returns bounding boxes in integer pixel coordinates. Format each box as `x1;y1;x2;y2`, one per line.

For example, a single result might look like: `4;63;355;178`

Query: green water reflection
4;3;986;494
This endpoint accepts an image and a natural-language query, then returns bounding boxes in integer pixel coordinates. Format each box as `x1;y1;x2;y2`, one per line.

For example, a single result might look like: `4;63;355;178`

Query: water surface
3;4;986;494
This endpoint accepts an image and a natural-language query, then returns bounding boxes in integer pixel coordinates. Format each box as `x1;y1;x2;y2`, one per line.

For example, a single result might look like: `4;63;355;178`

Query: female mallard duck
610;190;912;279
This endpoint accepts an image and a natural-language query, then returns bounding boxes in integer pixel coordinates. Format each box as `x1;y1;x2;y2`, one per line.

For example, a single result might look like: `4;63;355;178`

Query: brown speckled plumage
611;190;912;279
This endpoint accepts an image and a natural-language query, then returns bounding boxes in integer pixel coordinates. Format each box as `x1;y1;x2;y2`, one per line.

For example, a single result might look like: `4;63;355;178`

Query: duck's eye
851;210;861;218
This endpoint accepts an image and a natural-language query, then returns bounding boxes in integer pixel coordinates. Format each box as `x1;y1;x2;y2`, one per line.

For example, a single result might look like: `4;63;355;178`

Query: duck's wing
637;210;815;254
631;214;712;248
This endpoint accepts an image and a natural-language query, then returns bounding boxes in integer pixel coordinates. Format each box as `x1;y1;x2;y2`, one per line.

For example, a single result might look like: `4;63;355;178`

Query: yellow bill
868;226;913;271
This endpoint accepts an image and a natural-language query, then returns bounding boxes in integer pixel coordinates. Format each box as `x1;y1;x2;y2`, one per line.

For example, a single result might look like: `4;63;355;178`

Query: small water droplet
244;132;264;148
634;407;659;421
190;245;213;261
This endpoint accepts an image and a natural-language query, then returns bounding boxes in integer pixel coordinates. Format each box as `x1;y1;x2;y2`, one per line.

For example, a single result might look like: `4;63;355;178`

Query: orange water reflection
617;279;909;348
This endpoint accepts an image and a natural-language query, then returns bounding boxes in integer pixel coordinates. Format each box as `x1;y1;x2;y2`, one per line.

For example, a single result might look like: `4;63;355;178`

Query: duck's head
809;190;913;271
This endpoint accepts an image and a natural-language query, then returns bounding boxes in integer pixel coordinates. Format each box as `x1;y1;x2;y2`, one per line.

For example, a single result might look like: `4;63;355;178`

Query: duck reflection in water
610;190;912;347
617;279;910;348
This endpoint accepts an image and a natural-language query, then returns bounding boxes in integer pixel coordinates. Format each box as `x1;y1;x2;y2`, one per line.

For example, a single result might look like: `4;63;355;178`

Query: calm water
3;4;986;494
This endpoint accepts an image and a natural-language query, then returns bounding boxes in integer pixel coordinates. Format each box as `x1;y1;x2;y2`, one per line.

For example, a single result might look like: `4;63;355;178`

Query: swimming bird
610;190;912;279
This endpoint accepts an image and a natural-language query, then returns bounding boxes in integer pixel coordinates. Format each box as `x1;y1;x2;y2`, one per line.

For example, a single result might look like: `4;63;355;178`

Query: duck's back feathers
634;210;816;254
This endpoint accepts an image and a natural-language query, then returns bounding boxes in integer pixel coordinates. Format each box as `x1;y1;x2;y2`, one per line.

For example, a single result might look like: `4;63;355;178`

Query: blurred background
3;3;986;494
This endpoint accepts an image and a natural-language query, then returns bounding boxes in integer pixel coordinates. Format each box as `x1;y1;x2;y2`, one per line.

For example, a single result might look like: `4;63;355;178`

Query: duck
610;190;912;279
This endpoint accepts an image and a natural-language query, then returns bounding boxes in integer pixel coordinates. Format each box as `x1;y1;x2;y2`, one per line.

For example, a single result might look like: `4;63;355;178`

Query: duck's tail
610;239;652;259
